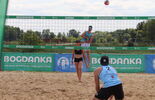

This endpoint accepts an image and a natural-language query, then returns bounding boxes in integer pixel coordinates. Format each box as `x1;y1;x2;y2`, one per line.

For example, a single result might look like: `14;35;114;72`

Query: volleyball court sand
0;72;155;100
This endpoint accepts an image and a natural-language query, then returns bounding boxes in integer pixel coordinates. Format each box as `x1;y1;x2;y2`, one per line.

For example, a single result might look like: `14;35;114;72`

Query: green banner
2;52;54;72
89;54;145;73
3;44;155;50
6;16;155;20
2;52;145;73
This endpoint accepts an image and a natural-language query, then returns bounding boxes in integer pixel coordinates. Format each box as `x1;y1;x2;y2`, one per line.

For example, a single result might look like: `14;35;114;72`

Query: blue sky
7;0;155;16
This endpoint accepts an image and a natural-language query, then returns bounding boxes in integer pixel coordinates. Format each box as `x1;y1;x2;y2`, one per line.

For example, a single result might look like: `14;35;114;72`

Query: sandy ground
0;72;155;100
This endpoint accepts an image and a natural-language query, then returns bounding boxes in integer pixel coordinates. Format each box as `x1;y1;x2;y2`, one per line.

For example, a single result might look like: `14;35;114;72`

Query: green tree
50;32;56;39
68;29;80;38
57;32;62;39
136;30;146;43
66;36;77;43
125;29;137;42
20;30;42;45
61;33;67;42
112;30;125;44
136;21;145;30
41;29;50;42
4;26;23;41
93;31;115;46
35;31;41;38
144;19;155;44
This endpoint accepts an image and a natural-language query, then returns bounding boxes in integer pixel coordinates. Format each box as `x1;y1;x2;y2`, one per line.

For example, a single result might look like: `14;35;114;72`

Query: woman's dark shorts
74;57;83;62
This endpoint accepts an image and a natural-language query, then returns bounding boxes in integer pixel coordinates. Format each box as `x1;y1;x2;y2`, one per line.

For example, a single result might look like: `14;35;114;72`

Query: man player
80;26;95;67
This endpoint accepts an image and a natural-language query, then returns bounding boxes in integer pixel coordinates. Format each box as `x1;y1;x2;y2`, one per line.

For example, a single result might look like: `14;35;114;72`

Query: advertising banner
2;52;54;71
2;52;146;73
145;55;155;73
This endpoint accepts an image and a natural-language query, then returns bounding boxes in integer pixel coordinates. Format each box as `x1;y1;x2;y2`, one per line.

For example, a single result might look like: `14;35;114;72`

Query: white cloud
6;0;155;34
7;0;155;16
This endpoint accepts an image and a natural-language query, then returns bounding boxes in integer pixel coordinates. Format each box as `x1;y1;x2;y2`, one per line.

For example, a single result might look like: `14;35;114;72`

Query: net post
0;0;9;71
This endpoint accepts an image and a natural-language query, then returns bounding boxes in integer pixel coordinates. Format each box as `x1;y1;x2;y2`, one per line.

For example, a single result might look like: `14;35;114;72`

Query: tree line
4;19;155;46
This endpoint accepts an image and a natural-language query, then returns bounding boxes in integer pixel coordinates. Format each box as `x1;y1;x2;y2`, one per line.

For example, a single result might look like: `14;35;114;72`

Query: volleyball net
3;16;155;52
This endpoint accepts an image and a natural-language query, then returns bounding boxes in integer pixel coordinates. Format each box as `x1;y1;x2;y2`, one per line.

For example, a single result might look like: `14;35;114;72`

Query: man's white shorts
81;43;90;47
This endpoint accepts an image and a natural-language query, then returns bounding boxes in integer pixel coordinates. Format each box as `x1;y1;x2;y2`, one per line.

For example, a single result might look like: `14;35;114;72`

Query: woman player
93;56;124;100
72;40;86;82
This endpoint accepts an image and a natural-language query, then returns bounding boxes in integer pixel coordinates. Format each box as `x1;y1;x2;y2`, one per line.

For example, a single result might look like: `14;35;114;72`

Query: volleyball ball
104;0;110;5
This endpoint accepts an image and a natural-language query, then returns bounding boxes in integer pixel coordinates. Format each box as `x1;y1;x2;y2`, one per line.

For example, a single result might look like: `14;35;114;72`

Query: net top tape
6;16;155;20
3;45;155;50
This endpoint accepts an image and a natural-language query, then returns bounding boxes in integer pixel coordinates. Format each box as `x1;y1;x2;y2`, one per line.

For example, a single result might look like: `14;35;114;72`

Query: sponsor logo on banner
92;57;142;65
2;53;54;71
89;54;144;72
4;56;52;63
57;57;69;70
